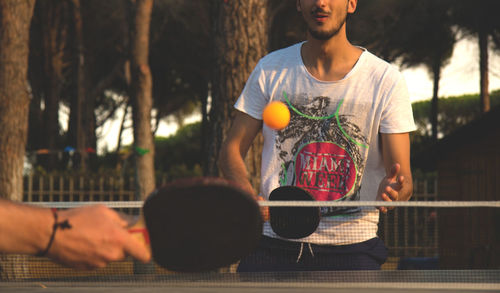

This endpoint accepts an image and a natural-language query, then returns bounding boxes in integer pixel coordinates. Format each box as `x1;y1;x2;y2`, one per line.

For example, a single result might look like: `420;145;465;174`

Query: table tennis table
2;270;499;292
8;201;498;292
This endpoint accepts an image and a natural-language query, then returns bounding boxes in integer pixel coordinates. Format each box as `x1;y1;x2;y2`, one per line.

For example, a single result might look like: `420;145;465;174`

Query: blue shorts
237;236;388;272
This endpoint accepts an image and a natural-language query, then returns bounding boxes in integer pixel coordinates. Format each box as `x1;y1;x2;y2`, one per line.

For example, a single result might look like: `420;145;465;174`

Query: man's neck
301;32;362;82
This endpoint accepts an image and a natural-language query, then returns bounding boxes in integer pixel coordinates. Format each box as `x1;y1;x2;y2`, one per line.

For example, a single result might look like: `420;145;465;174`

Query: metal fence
22;174;171;202
379;177;438;269
23;174;135;202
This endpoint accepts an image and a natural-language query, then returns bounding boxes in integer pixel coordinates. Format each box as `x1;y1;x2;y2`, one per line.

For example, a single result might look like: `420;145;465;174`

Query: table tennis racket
269;186;320;239
128;177;262;272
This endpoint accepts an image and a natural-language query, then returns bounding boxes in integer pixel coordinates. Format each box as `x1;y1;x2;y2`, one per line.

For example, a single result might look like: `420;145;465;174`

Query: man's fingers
388;163;401;180
381;191;393;201
397;175;405;186
377;206;388;214
108;209;151;262
118;212;140;228
260;207;269;222
385;186;399;201
378;163;403;213
257;196;269;222
379;191;396;212
122;232;152;263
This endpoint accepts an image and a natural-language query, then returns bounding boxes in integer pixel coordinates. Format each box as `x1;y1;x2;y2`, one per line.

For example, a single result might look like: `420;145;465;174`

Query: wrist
36;208;72;257
36;208;58;256
29;206;56;254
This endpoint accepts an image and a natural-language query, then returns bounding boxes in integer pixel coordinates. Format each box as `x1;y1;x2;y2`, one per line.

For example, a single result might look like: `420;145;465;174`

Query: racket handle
128;217;150;245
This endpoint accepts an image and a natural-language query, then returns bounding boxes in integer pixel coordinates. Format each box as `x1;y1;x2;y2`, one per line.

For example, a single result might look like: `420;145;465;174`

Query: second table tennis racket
269;186;320;239
129;177;262;272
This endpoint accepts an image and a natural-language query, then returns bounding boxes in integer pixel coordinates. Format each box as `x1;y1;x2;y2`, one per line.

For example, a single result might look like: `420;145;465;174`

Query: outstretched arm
0;199;151;270
376;132;413;213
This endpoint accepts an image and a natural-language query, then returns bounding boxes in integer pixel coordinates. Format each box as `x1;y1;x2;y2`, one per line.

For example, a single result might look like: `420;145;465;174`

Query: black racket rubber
269;186;320;239
143;177;262;272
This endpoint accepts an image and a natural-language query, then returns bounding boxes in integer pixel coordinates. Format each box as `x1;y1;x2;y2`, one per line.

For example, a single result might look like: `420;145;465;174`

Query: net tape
28;200;500;209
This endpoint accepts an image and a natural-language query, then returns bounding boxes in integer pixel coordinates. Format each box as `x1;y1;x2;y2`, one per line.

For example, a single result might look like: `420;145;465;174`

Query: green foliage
411;89;500;154
34;122;204;180
154;122;202;179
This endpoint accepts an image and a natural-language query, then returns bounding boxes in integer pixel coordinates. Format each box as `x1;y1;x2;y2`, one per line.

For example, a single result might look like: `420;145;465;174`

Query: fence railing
22;174;170;202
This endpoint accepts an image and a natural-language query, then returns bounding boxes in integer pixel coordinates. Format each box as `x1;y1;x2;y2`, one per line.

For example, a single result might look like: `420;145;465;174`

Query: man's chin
308;28;340;41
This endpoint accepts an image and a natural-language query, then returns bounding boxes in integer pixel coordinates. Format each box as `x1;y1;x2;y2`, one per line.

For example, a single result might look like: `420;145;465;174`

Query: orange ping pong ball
262;101;290;130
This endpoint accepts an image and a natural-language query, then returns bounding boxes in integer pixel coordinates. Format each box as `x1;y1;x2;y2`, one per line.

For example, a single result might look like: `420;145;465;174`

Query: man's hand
256;196;269;222
378;133;413;213
48;205;151;270
376;163;405;213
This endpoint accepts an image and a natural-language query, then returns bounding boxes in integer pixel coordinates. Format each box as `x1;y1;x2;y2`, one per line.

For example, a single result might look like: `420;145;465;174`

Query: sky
96;38;500;153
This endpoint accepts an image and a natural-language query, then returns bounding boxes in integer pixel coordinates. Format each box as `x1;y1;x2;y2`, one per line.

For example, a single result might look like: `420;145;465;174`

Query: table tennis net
1;201;499;290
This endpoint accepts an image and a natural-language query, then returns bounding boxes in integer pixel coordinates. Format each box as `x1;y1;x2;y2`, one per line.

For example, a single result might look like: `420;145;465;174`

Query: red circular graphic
295;142;356;201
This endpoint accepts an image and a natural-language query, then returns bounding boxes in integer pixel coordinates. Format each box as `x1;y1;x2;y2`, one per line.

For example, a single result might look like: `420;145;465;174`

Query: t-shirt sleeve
234;61;269;120
379;72;417;133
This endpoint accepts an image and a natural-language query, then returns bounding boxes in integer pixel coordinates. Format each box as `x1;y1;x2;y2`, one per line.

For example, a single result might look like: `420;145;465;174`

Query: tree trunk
69;0;88;171
478;30;490;113
206;0;268;189
0;0;36;201
130;0;155;200
39;0;70;170
1;5;36;279
431;62;440;142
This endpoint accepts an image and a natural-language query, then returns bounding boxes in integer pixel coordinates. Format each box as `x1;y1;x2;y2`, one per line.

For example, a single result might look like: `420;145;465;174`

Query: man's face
297;0;356;40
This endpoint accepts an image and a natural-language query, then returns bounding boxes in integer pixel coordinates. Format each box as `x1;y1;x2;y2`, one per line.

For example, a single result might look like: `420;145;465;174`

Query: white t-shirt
235;42;416;245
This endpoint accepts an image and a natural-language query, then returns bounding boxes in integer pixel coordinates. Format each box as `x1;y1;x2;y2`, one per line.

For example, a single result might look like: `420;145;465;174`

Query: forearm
219;143;256;196
0;199;52;255
218;111;262;197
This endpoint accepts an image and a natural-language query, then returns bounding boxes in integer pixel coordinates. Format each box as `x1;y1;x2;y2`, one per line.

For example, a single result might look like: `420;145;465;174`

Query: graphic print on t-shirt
277;92;369;217
295;141;357;201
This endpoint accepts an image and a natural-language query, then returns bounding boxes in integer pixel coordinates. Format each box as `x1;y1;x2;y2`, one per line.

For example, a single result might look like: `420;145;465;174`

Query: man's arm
376;132;413;213
0;199;151;270
219;110;262;197
0;198;54;255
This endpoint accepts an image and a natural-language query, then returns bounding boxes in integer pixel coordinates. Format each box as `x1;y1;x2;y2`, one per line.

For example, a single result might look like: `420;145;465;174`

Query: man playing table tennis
220;0;416;271
0;198;151;270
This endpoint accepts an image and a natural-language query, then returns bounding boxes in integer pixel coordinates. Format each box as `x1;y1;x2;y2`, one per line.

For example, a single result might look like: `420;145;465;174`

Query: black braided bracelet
36;208;72;257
